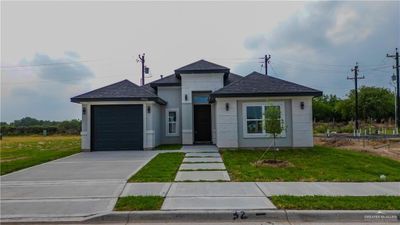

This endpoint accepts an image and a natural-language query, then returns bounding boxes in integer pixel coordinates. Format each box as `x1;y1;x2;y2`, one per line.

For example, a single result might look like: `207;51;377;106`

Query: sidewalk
122;182;400;210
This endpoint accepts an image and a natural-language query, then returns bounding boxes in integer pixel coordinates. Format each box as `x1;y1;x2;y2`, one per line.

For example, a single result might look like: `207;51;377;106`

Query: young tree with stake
263;103;285;161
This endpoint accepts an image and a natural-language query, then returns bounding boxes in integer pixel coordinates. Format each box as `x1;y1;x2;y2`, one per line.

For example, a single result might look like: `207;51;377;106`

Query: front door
194;105;212;143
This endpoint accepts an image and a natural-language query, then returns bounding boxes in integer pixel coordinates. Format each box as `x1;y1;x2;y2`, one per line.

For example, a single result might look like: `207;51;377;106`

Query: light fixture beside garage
82;107;87;115
300;101;305;110
225;102;229;111
185;94;188;101
147;106;151;113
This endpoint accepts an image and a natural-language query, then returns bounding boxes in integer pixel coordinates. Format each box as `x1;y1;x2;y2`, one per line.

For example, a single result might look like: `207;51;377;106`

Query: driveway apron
0;151;157;220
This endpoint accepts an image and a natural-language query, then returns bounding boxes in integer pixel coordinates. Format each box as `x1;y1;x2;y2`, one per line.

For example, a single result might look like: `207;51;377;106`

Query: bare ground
315;136;400;161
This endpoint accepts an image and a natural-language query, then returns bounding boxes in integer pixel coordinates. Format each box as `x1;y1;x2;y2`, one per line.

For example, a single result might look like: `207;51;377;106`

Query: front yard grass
0;135;80;175
114;196;164;211
270;196;400;210
221;146;400;181
128;152;184;182
154;144;182;150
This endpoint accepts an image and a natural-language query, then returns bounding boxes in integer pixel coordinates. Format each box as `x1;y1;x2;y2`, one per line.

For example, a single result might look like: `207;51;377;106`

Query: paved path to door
0;151;157;220
175;145;230;182
161;145;273;210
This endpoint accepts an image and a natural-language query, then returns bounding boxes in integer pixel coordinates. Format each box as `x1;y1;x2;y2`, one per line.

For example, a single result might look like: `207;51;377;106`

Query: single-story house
71;59;322;151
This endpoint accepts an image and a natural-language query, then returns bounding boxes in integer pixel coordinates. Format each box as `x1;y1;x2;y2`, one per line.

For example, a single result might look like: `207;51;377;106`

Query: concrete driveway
0;151;157;220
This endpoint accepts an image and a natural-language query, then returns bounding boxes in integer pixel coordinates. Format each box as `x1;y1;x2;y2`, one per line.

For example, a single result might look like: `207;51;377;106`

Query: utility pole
387;48;400;130
347;62;365;131
391;73;397;133
137;53;145;86
264;54;271;75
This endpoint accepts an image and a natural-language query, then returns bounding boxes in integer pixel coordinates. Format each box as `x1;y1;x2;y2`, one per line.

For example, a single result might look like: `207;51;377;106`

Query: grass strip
270;195;400;210
114;196;164;211
154;144;182;150
128;152;184;182
179;169;227;171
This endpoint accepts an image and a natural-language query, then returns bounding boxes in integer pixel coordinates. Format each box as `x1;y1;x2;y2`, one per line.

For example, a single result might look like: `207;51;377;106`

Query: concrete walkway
175;146;230;182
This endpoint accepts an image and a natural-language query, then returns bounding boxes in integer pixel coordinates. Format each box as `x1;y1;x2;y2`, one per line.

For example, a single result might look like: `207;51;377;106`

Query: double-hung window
243;102;285;138
166;109;179;136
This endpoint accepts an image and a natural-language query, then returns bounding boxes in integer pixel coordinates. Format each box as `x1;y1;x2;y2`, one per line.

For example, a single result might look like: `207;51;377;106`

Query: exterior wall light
225;102;229;111
300;102;305;110
185;94;188;101
147;106;151;114
82;107;87;115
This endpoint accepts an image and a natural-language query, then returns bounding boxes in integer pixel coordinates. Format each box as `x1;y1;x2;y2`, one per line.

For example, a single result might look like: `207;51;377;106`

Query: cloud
20;52;94;84
237;1;399;97
1;51;94;122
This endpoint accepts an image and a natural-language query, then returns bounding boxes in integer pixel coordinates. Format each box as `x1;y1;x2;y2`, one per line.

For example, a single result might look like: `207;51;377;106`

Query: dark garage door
91;105;143;151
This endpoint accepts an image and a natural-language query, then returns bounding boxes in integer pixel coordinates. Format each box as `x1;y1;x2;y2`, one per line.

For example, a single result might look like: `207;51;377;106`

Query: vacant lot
0;136;80;175
221;146;400;182
315;136;400;161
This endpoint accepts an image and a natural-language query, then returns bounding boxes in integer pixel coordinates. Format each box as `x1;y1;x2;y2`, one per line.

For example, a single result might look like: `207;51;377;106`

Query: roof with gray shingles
175;59;230;75
71;79;167;104
146;72;242;89
210;71;322;99
149;74;180;87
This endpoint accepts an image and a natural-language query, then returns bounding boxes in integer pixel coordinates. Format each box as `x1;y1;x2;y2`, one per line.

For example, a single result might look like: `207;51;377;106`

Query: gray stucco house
71;60;322;151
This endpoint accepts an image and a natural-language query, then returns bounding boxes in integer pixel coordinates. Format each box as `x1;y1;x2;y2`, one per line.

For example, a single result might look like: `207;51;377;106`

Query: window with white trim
166;109;179;136
243;102;286;138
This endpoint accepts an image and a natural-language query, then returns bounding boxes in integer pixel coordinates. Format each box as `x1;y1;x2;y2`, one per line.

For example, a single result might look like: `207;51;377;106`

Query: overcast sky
1;1;399;122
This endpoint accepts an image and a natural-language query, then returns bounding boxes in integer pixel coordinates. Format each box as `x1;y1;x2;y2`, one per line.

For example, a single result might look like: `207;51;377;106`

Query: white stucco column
81;104;91;151
215;98;238;148
291;97;313;147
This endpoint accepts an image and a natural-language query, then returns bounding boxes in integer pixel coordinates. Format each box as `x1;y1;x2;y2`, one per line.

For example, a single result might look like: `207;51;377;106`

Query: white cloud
326;7;372;45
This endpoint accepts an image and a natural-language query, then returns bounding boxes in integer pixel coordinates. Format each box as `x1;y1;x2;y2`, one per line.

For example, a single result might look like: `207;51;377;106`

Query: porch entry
193;104;212;144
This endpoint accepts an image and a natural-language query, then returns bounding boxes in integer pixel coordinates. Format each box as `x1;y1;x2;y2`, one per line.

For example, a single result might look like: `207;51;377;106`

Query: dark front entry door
194;105;212;143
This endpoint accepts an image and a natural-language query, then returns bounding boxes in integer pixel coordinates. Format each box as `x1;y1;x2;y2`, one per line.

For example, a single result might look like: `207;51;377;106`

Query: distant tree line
313;86;395;123
1;117;81;136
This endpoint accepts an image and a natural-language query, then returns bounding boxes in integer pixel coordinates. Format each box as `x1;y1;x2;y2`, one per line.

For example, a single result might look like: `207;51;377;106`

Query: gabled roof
210;71;322;99
175;59;230;77
149;74;180;88
224;73;242;86
71;79;167;104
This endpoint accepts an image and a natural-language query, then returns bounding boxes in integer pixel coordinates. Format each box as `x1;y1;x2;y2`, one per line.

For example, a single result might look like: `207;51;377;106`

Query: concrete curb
88;210;400;223
2;210;399;224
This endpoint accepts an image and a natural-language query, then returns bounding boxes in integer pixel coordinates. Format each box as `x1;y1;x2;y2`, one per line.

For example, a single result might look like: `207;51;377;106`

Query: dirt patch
253;159;294;168
0;156;28;163
321;138;354;147
315;137;400;161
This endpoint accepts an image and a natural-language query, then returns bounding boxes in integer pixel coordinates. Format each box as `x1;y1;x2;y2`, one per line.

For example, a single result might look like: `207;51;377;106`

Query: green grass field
114;196;164;211
221;146;400;182
128;152;185;182
0;135;80;175
270;196;400;210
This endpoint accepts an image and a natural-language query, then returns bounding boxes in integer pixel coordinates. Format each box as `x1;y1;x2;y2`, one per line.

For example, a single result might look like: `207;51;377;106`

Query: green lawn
0;136;80;175
114;196;164;211
270;196;400;210
154;144;182;150
221;146;400;181
128;152;184;182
